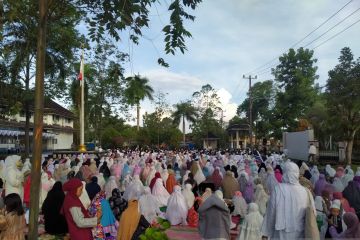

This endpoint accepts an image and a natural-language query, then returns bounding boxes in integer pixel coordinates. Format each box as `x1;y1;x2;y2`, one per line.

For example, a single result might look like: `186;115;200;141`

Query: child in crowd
187;197;202;227
0;193;26;240
326;200;343;239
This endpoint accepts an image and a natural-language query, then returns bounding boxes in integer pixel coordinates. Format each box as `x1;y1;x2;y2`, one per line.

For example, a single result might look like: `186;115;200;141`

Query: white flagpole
79;48;86;152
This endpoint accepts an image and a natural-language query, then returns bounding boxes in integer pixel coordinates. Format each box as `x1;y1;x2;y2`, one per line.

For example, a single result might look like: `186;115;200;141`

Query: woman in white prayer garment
254;183;269;216
261;161;316;240
165;185;188;225
139;186;159;224
182;183;195;209
152;177;170;207
238;203;264;240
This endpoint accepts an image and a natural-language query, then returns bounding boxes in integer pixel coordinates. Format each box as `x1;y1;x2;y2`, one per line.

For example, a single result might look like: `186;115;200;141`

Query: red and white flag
78;55;84;85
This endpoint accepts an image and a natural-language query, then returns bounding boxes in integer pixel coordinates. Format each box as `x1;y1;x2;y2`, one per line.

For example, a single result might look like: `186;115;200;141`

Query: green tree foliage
326;47;360;164
272;48;319;132
1;0;83;156
237;80;275;139
141;112;182;149
68;43;128;146
190;84;225;148
80;0;202;66
124;75;154;131
172;101;198;144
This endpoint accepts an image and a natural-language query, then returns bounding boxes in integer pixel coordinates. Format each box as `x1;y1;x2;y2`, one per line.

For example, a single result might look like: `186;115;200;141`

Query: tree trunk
346;131;356;165
28;0;47;239
24;58;31;158
136;103;140;131
182;115;186;144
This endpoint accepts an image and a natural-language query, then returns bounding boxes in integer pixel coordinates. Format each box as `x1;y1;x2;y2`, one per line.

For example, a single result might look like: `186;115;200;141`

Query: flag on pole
78;55;84;85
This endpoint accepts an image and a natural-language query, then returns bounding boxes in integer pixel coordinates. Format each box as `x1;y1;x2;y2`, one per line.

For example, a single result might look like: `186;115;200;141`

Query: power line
254;17;360;77
312;18;360;49
290;0;354;48
245;0;354;75
303;7;360;48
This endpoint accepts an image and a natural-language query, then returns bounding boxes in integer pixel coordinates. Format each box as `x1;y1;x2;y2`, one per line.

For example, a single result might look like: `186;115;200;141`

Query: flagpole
79;46;86;152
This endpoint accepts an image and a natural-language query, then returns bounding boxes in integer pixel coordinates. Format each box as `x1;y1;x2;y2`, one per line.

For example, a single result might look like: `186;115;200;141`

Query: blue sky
85;0;360;125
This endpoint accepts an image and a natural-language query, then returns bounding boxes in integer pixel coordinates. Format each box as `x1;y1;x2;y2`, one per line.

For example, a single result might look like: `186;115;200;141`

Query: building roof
227;123;249;132
202;132;219;140
43;100;75;119
0;119;75;133
0;82;74;119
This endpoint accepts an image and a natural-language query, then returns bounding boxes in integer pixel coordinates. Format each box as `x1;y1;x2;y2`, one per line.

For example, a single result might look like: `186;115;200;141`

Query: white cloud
217;88;238;122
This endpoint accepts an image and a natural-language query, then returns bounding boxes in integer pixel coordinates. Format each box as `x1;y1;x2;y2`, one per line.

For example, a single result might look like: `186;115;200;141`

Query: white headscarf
331;177;344;193
239;203;264;240
123;175;144;201
182;183;195;209
282;162;300;185
310;165;320;185
342;166;355;187
325;164;336;178
139;186;159;223
232;192;247;217
356;167;360;177
152;178;170;207
165;185;188;225
194;161;206;185
215;190;224;201
104;176;118;199
254;184;269;216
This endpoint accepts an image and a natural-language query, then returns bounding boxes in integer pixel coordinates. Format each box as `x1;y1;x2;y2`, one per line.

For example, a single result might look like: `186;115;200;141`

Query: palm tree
172;101;198;144
124;75;154;130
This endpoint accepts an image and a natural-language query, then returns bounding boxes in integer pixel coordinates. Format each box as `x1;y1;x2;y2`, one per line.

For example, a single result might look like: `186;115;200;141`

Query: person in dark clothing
86;176;101;201
99;162;111;180
108;188;128;221
231;165;238;179
184;172;199;197
343;181;360;220
41;181;68;235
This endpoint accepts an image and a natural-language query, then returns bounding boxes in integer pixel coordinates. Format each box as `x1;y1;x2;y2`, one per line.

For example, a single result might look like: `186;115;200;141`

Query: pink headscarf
234;191;242;197
275;169;282;183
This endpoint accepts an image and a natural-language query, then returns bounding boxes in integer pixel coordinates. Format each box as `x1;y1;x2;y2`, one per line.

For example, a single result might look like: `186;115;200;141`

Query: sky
86;0;360;126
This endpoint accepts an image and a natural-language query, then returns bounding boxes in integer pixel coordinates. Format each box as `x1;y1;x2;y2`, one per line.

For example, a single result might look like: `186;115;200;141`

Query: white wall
283;130;314;161
52;132;73;150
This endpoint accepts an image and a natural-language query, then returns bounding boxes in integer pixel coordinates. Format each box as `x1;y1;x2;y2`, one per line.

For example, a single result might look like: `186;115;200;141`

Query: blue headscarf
100;199;117;227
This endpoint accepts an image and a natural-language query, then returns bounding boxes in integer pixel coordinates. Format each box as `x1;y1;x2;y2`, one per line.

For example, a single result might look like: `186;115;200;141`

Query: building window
53;115;60;122
66;118;72;123
52;139;58;144
20;111;25;117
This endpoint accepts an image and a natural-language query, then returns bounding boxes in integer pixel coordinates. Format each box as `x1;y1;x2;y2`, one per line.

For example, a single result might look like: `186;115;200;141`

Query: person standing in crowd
41;181;68;235
86;176;101;201
261;161;317;239
62;178;100;240
198;192;230;240
308;143;317;164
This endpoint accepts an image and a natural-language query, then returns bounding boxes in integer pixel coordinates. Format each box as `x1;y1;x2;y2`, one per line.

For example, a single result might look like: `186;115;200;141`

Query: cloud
217;88;238;122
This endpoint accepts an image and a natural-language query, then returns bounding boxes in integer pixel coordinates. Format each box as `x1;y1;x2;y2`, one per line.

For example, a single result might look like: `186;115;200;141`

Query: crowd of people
0;149;360;240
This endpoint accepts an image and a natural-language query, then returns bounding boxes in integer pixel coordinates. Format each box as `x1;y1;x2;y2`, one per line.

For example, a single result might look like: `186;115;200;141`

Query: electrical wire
245;0;354;75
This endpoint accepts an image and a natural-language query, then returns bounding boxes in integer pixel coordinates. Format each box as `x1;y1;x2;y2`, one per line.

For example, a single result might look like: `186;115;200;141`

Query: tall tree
191;84;225;148
237;80;275;139
27;0;202;235
124;75;154;130
172;101;198;144
1;0;82;156
272;48;319;132
326;47;360;164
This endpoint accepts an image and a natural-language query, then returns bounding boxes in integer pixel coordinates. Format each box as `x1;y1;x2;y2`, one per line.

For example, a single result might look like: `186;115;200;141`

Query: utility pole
243;74;257;151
